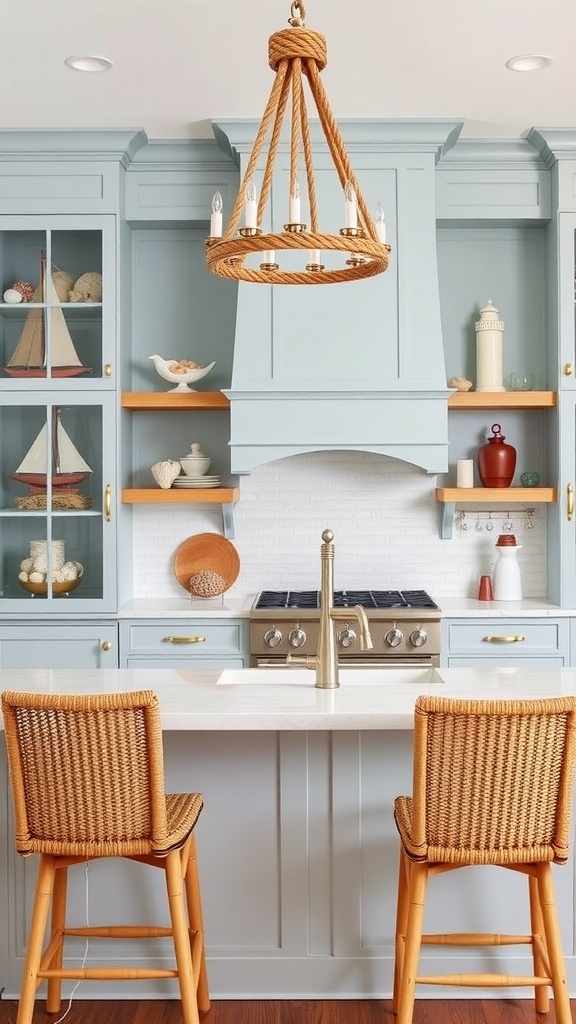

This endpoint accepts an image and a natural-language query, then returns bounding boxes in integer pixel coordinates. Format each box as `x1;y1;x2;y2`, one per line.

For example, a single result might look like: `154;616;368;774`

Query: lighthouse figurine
475;299;505;392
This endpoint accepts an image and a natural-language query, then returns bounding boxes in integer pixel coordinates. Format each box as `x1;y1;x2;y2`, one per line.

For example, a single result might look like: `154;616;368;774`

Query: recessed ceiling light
505;54;553;72
64;55;113;73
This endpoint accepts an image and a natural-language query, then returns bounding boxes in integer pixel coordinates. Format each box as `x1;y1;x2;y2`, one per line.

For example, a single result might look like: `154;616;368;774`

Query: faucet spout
313;529;374;689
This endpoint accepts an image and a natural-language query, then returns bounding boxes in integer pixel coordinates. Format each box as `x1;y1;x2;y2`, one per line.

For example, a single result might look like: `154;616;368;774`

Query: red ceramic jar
477;423;516;487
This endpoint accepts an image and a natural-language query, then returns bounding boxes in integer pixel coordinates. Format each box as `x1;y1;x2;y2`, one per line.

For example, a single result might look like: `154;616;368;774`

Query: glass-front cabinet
0;217;115;390
0;216;118;612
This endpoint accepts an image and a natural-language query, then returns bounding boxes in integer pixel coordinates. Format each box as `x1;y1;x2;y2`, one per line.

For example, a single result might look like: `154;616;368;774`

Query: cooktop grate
254;589;438;610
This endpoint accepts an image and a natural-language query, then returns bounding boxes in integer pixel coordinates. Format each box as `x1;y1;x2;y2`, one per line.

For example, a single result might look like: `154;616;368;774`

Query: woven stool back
410;695;576;865
1;689;168;858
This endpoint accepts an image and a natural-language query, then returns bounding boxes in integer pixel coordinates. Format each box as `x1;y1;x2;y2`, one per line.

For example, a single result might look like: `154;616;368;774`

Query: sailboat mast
51;407;59;477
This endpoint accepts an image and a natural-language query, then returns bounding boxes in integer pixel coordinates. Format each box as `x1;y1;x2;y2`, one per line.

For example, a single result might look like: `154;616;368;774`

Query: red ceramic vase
477;423;516;487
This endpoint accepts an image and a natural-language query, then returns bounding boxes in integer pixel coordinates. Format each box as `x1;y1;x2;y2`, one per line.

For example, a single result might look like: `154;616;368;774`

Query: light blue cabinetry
0;623;118;668
119;619;248;669
442;618;570;667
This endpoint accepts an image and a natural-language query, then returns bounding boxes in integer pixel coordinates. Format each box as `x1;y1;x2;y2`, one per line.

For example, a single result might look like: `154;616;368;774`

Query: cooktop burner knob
288;626;307;648
337;626;357;649
409;627;428;648
384;625;403;648
264;627;283;649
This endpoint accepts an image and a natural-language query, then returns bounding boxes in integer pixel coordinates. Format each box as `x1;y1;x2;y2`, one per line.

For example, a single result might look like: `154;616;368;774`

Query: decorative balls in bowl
149;355;216;392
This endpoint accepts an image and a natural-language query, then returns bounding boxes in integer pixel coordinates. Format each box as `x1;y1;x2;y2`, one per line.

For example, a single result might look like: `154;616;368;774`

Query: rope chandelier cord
205;1;391;285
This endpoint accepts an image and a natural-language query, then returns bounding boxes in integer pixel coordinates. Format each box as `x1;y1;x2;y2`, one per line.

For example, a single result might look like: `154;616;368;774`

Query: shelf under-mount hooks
437;487;557;539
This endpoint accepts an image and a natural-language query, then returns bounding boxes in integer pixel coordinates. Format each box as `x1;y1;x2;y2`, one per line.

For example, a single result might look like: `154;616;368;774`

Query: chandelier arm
305;60;378;238
299;66;319;233
259;63;293;222
223;59;290;238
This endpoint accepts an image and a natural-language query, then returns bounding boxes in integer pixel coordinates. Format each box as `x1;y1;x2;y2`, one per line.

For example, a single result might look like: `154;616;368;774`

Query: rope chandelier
205;1;391;286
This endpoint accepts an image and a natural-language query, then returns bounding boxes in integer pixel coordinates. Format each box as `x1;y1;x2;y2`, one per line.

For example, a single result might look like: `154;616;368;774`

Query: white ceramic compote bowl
149;355;216;392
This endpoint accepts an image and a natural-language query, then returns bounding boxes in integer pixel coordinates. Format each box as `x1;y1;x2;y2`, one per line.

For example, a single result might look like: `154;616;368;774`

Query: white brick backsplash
131;452;546;602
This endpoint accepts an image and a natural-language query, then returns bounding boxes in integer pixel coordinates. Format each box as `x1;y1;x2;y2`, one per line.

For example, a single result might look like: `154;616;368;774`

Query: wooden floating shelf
436;487;557;503
448;391;556;409
122;487;239;504
121;391;230;410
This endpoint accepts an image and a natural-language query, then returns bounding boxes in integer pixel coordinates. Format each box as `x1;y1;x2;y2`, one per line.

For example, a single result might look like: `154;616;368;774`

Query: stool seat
393;695;576;1024
1;688;209;1024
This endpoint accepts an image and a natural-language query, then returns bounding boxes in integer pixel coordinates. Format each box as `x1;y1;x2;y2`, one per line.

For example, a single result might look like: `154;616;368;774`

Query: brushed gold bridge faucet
287;528;373;688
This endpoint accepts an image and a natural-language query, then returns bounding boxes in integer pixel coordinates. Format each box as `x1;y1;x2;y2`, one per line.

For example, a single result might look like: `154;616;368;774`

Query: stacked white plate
173;474;221;488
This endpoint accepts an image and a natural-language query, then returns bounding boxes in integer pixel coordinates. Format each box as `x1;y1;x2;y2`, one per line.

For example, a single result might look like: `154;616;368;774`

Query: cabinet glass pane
0;228;102;380
0;402;104;602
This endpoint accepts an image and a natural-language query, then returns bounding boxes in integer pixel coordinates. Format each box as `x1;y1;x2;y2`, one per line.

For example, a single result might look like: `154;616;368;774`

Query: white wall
132;451;546;602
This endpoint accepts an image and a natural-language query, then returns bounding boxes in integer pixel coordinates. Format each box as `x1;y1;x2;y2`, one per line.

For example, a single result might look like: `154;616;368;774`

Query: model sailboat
10;408;92;492
5;256;91;378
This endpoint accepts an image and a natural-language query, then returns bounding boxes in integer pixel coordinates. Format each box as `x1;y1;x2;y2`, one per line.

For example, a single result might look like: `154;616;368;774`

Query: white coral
20;557;33;572
29;571;44;583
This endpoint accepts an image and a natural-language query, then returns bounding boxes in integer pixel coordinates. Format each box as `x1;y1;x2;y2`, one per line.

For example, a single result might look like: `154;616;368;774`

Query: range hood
212;120;464;475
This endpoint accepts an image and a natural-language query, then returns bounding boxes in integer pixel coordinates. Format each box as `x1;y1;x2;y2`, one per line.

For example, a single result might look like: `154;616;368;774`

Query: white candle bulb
289;179;301;223
210;191;223;237
375;202;386;243
308;249;321;264
244;179;258;229
344;181;357;229
263;250;276;264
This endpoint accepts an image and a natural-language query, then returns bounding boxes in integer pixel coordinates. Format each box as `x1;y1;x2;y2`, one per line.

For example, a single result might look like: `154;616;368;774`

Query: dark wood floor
0;999;573;1024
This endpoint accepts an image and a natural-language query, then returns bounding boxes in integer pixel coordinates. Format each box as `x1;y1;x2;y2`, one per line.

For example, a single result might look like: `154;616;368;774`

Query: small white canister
492;534;522;601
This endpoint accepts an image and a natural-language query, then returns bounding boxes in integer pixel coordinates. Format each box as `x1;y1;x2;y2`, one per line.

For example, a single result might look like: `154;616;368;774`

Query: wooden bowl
174;534;240;594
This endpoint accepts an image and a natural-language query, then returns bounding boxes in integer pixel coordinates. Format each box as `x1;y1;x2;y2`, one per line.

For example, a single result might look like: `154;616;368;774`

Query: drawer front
120;620;248;660
444;618;570;657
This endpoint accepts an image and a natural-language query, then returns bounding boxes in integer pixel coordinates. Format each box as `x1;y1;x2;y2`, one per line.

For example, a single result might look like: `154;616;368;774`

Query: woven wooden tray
174;534;240;594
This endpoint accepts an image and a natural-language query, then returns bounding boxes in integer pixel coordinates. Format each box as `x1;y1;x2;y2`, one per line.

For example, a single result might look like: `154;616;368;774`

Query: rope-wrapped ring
268;28;327;72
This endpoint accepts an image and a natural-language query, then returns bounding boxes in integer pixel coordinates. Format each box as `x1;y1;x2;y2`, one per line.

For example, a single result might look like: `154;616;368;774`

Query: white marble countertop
436;597;573;617
118;597;254;618
119;596;573;620
1;666;575;731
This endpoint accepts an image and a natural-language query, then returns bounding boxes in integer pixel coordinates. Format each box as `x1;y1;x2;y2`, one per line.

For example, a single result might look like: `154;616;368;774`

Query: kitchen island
1;666;576;1001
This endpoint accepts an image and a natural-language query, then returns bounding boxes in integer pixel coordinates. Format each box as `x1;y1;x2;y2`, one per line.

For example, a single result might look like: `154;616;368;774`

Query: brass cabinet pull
564;362;574;377
483;635;526;643
568;483;574;522
104;484;111;522
101;641;112;651
163;636;207;644
104;363;112;378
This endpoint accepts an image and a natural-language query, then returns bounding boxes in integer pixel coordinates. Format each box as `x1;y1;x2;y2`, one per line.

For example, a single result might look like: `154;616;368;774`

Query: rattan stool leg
165;849;200;1024
17;855;56;1024
536;863;572;1024
45;862;68;1014
528;872;550;1013
392;846;410;1015
396;860;428;1024
184;835;210;1013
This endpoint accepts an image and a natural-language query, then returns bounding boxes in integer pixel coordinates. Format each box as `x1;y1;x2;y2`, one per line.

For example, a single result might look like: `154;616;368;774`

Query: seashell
11;280;35;302
3;288;22;304
448;376;473;392
151;459;181;488
20;557;33;572
18;571;29;582
29;571;44;583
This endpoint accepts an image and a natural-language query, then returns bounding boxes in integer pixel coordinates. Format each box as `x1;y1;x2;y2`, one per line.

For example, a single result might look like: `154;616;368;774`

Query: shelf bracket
440;502;456;540
221;503;235;539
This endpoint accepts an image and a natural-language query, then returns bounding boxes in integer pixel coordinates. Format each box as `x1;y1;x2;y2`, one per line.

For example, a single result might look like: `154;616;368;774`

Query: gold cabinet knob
565;362;574;376
101;641;112;651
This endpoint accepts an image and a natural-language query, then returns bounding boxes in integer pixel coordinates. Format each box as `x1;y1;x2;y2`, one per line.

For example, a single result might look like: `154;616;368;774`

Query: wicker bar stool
1;688;209;1024
393;695;576;1024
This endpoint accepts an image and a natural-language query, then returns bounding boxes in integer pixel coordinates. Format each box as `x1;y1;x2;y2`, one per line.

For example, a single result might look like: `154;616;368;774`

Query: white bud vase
492;544;522;601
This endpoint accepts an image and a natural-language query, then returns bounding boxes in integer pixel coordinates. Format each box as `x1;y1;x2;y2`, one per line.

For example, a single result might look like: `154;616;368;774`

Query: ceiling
4;0;576;142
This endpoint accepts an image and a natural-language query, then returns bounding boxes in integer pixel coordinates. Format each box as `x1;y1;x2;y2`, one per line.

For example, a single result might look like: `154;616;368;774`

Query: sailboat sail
6;259;87;376
10;410;92;490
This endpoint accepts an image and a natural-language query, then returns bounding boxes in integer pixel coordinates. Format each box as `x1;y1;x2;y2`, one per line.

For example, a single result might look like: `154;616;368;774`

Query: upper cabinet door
557;213;576;391
0;215;116;390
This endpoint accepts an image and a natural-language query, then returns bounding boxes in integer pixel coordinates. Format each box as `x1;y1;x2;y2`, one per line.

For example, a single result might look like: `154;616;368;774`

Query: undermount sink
216;667;444;686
